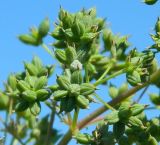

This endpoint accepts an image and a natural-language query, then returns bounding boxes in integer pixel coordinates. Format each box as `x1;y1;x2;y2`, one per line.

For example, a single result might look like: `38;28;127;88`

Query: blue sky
0;0;160;145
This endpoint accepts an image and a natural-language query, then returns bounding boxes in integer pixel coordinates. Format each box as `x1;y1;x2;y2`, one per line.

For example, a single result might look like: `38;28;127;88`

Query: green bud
118;102;132;120
36;89;50;101
118;83;128;95
68;84;80;97
103;29;113;51
108;86;118;98
71;70;83;84
18;34;39;46
86;63;97;75
32;56;43;70
113;122;125;140
51;26;64;40
74;133;93;144
17;80;30;92
24;63;38;76
149;93;160;105
144;0;158;5
8;74;17;91
148;136;158;145
128;116;144;128
62;12;73;29
65;46;77;64
29;101;41;116
38;18;50;38
15;101;29;112
131;104;146;116
25;75;37;88
104;111;120;124
155;17;160;35
80;32;99;43
56;75;71;90
34;76;47;90
58;7;66;21
53;40;66;48
126;71;142;86
31;128;40;139
55;49;67;64
0;91;9;110
46;65;55;77
76;95;89;109
22;90;37;102
71;18;85;36
53;90;68;101
80;83;96;96
48;84;59;92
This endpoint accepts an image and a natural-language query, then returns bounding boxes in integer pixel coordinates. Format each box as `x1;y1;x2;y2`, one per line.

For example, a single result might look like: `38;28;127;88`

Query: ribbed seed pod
55;49;67;64
80;83;96;96
56;75;70;90
76;95;89;109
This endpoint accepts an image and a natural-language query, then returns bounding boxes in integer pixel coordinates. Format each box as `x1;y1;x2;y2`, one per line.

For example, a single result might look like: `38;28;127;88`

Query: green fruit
17;80;30;92
144;0;158;5
55;49;67;64
80;32;99;43
80;83;96;96
155;17;160;34
29;101;41;116
36;89;50;101
0;92;9;110
38;18;50;38
24;63;38;76
149;93;160;105
8;74;17;91
34;76;47;90
76;95;89;109
108;86;118;98
104;111;119;124
71;70;83;84
131;104;146;116
18;34;39;46
65;46;77;64
56;75;70;90
126;71;141;86
22;90;37;102
128;116;144;128
53;90;68;101
68;84;80;97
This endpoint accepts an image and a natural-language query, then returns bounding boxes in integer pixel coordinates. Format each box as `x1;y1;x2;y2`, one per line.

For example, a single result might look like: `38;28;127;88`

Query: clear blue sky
0;0;160;145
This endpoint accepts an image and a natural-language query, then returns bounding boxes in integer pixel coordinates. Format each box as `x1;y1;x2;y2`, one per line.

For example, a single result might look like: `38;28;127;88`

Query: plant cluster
0;0;160;145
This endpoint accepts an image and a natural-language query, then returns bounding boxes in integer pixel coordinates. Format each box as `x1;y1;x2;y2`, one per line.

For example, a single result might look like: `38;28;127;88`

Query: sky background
0;0;160;145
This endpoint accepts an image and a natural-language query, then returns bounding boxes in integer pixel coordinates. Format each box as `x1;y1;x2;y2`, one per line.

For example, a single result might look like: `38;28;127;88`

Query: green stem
94;93;115;111
41;43;54;58
94;68;126;86
84;64;89;83
96;63;113;84
58;69;160;145
67;113;72;125
71;108;79;134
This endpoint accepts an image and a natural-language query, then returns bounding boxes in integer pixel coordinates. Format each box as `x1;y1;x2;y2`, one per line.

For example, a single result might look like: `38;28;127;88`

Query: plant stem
94;93;115;111
41;43;55;58
71;108;79;134
58;69;160;145
46;107;55;145
85;64;89;83
96;63;113;84
94;68;126;86
67;113;72;125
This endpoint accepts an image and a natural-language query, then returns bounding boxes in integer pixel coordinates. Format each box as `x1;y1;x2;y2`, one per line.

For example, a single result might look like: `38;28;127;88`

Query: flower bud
22;90;37;102
51;26;64;40
62;12;73;29
118;83;128;95
53;40;67;48
34;76;47;90
103;29;113;51
131;104;146;116
24;63;38;76
71;70;83;84
38;18;50;38
71;18;85;36
65;46;77;64
80;83;96;96
8;74;17;91
104;111;119;124
48;84;59;92
118;102;132;120
0;91;9;110
29;101;41;116
126;71;142;86
53;90;68;101
55;49;67;64
56;75;71;90
144;0;158;5
58;7;66;21
68;84;80;97
149;93;160;105
128;116;144;128
108;86;118;98
74;133;93;144
17;80;30;92
36;89;50;101
76;95;89;109
80;32;99;43
18;34;39;46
